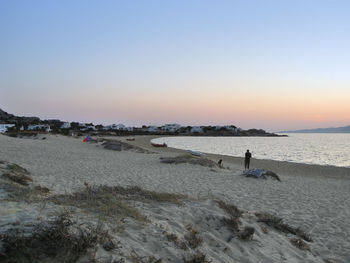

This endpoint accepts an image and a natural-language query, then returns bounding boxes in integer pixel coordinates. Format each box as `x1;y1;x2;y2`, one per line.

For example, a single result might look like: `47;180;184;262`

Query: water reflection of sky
153;134;350;168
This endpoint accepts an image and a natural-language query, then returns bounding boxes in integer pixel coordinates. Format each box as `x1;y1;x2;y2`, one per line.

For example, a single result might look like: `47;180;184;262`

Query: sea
152;133;350;168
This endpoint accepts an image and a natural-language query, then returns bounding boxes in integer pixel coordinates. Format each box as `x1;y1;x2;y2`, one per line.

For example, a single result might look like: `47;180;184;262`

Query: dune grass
255;212;312;242
160;154;223;169
184;225;203;249
216;200;242;233
98;185;186;204
183;252;211;263
49;184;186;223
1;163;32;186
165;232;188;250
0;212;113;263
290;238;311;251
102;139;151;153
129;251;163;263
49;185;147;222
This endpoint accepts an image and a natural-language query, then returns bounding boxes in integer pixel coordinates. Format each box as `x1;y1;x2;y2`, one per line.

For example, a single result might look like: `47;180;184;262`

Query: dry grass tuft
217;200;242;233
184;225;203;249
160;155;223;169
165;232;188;250
102;139;150;153
255;212;312;242
323;259;340;263
7;163;29;174
0;212;111;263
1;163;32;186
183;252;211;263
33;185;50;194
290;238;311;252
49;184;186;222
222;217;241;234
238;226;255;241
129;250;163;263
259;224;269;234
49;185;147;222
98;185;186;204
216;200;243;218
0;181;48;203
2;173;32;186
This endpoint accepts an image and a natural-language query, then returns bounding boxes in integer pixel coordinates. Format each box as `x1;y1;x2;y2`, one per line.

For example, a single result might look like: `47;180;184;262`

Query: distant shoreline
148;135;350;170
118;135;350;180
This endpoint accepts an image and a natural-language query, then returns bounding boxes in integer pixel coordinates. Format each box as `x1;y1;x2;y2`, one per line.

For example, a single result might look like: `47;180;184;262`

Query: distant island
0;108;283;137
279;125;350;133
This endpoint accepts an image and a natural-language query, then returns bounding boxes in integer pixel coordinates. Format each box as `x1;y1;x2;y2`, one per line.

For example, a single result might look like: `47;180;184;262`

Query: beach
0;134;349;263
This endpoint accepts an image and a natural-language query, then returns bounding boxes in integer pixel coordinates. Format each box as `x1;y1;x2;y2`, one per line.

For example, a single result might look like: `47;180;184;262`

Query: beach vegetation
0;180;50;203
0;212;113;263
2;172;32;186
290;238;311;251
217;200;242;233
184;224;203;249
165;232;188;250
238;226;255;241
160;155;223;169
49;184;185;222
102;139;151;153
1;163;32;186
129;250;163;263
216;200;243;218
255;212;312;242
96;185;186;204
49;184;147;222
183;252;211;263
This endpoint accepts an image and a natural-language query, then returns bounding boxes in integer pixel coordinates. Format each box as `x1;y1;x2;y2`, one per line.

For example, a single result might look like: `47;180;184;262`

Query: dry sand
0;134;349;262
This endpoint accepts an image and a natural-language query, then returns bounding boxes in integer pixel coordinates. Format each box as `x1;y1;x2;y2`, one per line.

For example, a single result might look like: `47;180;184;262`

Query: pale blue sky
1;0;349;131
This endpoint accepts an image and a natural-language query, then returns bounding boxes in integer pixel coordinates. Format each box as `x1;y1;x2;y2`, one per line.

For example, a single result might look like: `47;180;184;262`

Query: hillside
0;109;40;125
0;108;282;136
280;125;350;133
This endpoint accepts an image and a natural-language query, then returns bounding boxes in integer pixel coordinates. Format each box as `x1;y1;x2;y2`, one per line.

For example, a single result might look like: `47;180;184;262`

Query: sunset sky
1;0;349;131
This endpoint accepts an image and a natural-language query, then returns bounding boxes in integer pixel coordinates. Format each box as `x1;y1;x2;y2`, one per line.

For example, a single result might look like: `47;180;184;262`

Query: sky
1;0;349;132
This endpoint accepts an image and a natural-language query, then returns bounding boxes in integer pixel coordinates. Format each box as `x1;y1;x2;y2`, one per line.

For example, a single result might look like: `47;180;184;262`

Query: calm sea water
152;133;350;168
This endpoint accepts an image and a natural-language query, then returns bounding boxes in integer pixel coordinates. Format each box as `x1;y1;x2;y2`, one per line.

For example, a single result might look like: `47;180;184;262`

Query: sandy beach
0;134;349;263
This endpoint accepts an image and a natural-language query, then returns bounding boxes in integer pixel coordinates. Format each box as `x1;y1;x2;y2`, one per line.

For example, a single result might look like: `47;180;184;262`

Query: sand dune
0;134;349;262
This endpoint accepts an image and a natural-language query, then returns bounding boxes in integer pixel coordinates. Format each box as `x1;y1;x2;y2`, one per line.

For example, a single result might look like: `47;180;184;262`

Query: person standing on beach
244;150;252;170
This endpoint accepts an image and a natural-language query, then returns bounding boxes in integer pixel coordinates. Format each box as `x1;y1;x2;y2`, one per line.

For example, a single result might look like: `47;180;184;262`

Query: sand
0;134;349;262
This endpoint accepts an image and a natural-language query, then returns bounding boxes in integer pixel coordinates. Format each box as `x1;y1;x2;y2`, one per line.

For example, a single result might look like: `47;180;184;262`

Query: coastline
1;134;349;262
123;135;350;180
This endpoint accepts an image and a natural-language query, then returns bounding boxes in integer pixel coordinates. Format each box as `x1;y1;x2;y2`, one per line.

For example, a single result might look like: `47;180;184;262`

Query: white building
162;123;181;133
215;125;236;131
28;124;50;131
103;124;131;131
61;122;71;129
0;124;15;133
27;124;51;132
148;126;159;133
80;125;97;131
190;126;203;133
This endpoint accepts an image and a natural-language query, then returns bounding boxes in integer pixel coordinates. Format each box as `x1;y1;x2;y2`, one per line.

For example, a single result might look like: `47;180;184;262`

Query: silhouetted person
244;150;252;170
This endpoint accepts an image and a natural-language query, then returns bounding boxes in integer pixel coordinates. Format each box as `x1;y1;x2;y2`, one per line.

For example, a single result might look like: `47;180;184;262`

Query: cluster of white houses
0;122;241;134
0;124;16;133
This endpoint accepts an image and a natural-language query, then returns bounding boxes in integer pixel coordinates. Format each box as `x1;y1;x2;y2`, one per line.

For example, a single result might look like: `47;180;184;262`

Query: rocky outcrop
0;109;40;125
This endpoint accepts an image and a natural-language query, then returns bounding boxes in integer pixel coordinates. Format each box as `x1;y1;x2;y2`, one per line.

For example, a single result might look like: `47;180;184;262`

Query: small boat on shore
126;138;135;141
151;142;167;147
